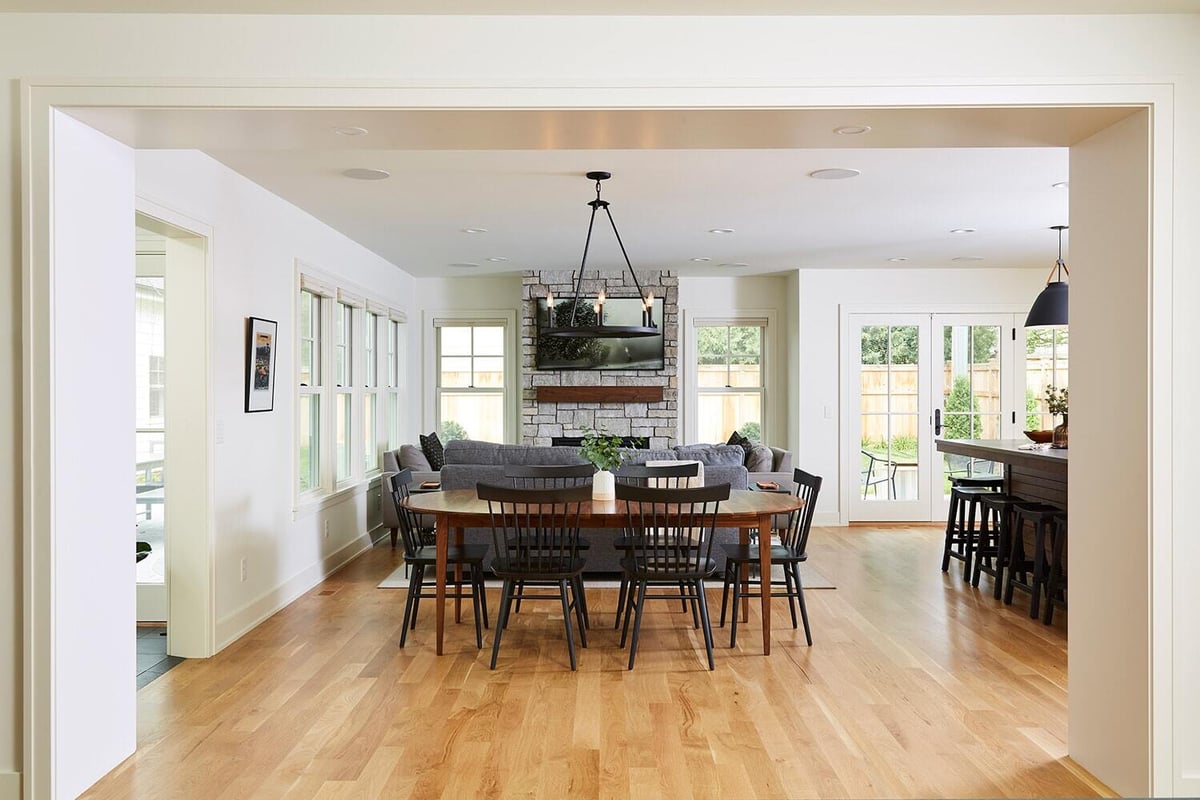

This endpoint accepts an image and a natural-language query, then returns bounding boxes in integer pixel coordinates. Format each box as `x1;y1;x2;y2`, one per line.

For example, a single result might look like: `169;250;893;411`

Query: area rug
378;565;835;590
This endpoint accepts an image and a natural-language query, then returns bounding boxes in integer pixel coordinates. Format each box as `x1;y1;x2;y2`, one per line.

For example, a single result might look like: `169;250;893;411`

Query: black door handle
934;408;943;436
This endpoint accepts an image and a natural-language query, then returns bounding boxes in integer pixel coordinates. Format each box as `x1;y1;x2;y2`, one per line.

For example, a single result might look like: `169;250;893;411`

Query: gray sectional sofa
383;439;794;573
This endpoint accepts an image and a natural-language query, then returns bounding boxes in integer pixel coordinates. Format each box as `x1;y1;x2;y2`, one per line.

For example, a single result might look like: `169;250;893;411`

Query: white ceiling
5;0;1200;12
69;106;1128;278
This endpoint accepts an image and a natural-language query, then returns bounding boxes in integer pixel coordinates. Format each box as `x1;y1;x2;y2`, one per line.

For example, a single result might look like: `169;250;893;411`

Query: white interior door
848;314;932;522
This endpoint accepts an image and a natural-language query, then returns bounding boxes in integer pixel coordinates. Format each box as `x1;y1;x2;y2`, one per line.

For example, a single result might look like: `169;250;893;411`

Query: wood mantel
536;385;664;403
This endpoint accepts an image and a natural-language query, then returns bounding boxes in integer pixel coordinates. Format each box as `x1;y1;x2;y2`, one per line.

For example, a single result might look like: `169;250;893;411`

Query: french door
848;312;1021;522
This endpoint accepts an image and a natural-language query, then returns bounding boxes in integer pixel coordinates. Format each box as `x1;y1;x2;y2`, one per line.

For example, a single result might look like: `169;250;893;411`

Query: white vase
592;468;615;501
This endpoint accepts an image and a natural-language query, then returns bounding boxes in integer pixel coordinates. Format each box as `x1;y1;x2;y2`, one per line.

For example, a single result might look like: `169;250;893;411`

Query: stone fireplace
521;269;678;448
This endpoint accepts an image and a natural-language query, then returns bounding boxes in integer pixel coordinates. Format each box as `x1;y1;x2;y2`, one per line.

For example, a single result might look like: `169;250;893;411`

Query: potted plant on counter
579;426;625;501
1046;385;1069;448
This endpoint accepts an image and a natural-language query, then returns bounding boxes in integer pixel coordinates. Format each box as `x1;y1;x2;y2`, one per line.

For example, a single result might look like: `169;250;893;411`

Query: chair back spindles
387;469;426;559
616;482;730;577
477;483;589;574
614;461;699;488
781;468;823;554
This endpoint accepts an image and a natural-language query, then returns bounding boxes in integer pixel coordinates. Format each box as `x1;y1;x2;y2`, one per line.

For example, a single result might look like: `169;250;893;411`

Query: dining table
402;488;807;656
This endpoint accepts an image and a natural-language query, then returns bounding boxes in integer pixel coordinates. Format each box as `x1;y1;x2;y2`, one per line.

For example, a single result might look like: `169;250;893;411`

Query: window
296;275;403;502
386;317;405;449
695;322;765;444
363;311;379;473
436;321;506;443
1025;326;1069;431
298;289;322;494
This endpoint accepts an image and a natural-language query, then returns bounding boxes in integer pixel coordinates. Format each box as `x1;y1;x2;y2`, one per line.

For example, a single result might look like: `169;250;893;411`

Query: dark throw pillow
726;430;753;465
419;432;446;471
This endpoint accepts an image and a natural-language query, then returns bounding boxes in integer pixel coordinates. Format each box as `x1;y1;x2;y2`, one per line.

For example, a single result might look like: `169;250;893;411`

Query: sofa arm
770;447;792;473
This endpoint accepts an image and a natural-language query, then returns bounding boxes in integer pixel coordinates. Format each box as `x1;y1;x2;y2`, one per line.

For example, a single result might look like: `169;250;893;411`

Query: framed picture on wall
245;316;278;413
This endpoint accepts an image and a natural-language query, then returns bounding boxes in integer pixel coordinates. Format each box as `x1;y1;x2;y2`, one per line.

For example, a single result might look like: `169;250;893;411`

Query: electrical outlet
240;557;246;582
324;519;330;539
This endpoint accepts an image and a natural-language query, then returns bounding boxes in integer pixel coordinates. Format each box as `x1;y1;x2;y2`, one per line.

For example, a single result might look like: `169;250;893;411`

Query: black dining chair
478;483;591;671
616;481;730;670
611;462;702;628
389;469;490;649
719;468;822;647
503;463;595;626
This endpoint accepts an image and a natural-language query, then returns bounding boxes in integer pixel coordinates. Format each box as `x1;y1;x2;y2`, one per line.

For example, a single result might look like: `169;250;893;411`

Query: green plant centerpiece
579;426;625;500
1045;385;1069;448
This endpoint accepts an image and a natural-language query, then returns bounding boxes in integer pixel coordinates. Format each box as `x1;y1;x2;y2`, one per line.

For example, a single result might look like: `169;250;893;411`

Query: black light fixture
542;172;659;339
1025;225;1070;328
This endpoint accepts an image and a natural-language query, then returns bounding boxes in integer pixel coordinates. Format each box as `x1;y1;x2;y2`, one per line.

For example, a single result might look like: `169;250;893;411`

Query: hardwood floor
84;525;1110;799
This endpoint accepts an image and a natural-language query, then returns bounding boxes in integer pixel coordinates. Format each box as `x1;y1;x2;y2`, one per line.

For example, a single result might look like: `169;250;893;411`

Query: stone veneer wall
521;270;678;448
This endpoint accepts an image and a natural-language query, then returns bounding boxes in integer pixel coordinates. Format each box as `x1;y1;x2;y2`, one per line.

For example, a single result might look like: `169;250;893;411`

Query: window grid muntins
696;323;765;443
335;301;352;388
364;311;377;388
437;322;506;444
299;290;320;386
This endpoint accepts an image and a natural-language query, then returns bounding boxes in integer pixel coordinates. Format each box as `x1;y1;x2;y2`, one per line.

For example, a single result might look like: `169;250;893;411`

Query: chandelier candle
546;291;554;328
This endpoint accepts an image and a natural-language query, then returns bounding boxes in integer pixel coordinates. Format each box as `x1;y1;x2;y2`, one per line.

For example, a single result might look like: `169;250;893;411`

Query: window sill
292;480;370;520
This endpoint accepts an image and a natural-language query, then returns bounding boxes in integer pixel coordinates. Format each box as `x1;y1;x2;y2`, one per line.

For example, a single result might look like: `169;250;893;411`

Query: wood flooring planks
82;525;1111;800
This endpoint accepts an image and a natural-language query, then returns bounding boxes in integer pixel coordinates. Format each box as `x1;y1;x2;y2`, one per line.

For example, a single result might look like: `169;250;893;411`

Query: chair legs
622;578;715;671
720;559;811;648
490;576;585;671
400;561;487;649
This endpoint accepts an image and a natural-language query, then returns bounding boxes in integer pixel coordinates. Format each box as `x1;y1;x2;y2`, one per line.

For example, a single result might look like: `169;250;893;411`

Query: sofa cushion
744;443;774;472
419;432;445;470
399;443;433;472
443;439;503;465
619;448;678;466
500;445;587;466
673;444;746;467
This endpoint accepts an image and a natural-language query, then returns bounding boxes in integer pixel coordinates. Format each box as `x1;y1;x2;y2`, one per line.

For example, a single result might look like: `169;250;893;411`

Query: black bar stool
973;492;1021;597
942;483;1000;581
1042;514;1068;625
1004;502;1061;619
952;475;1004;491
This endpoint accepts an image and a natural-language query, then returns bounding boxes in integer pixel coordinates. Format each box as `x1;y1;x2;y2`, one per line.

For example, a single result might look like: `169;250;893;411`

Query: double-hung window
1025;326;1069;431
298;288;323;494
435;321;506;443
695;321;766;444
386;316;405;449
298;273;405;502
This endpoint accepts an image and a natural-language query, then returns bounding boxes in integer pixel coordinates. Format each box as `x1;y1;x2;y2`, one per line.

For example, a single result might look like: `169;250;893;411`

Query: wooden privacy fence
860;358;1065;442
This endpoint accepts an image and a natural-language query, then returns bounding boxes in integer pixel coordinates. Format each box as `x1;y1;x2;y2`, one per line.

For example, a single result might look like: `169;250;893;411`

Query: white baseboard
813;511;843;527
0;772;20;800
215;532;374;650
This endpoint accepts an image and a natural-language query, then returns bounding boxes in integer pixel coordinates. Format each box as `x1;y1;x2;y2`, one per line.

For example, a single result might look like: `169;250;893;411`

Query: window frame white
682;311;775;447
423;310;519;444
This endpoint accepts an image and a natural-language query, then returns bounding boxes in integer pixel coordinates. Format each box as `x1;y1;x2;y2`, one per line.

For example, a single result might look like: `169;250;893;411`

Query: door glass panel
1025;326;1069;431
939;323;1003;497
860;324;920;503
135;277;166;585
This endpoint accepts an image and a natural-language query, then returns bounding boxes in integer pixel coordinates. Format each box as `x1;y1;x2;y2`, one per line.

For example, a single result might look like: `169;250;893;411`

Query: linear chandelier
1025;224;1070;327
542;171;659;339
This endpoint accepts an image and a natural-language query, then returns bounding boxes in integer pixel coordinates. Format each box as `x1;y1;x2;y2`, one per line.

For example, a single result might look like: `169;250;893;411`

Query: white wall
2;10;1198;798
1069;110;1152;794
678;275;792;449
51;112;137;800
135;150;414;647
797;267;1043;524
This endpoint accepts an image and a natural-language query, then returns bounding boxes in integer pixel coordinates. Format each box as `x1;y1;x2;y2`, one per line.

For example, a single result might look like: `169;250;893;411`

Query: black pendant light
542;172;659;339
1025;224;1070;328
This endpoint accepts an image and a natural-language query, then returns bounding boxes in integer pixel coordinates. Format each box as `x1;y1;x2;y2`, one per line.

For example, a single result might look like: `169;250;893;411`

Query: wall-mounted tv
535;297;665;370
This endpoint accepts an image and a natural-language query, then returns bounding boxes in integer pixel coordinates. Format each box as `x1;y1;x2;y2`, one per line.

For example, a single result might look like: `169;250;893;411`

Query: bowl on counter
1024;429;1054;444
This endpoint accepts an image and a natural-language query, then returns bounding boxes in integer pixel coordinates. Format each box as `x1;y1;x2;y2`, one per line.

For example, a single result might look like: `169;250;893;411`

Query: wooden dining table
402;488;806;656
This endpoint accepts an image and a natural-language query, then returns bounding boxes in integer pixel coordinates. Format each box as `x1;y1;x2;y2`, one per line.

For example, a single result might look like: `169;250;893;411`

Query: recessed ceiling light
719;262;749;268
833;125;872;136
887;257;909;263
341;168;390;181
808;168;861;180
949;228;976;235
449;262;480;269
952;256;986;262
1052;181;1070;189
333;126;369;137
691;257;712;263
461;227;488;234
708;228;735;235
486;256;509;262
